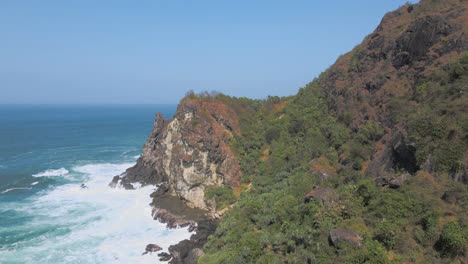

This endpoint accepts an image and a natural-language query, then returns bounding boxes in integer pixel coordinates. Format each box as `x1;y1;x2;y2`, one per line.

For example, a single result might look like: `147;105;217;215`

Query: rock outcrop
112;97;242;212
158;220;217;264
304;186;337;205
329;228;363;248
320;0;468;129
110;97;242;263
317;0;468;178
142;244;162;255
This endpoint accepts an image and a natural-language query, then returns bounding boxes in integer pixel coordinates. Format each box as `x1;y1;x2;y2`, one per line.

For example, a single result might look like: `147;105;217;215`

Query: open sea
0;104;192;263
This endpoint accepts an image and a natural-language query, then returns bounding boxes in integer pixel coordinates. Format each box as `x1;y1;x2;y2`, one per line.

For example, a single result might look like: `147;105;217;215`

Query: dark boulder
158;252;172;261
151;182;169;198
375;177;388;187
376;173;410;188
329;228;363;248
142;244;162;255
441;186;468;206
167;220;217;264
407;5;414;13
152;208;196;229
304;186;337;204
388;173;410;188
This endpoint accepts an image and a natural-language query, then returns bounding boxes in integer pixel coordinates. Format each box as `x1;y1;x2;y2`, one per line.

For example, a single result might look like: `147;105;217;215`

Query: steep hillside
113;0;467;263
200;0;468;263
317;0;468;183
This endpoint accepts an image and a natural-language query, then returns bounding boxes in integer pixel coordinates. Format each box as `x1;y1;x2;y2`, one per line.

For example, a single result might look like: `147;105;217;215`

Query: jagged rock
152;208;196;229
169;240;192;264
167;220;217;264
329;228;363;248
375;177;388;187
392;15;451;68
110;99;242;211
151;194;207;229
151;182;169;198
142;244;162;255
376;173;410;188
158;252;172;261
368;33;385;50
367;133;419;179
186;248;204;264
441;187;467;205
304;186;337;204
110;157;165;188
389;173;410;188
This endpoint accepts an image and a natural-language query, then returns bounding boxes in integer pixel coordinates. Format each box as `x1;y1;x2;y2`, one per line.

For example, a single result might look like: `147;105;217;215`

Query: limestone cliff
112;97;242;211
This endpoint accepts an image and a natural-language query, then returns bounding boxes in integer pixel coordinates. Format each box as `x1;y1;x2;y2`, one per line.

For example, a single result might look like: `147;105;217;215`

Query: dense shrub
205;186;237;210
436;222;467;256
200;41;468;264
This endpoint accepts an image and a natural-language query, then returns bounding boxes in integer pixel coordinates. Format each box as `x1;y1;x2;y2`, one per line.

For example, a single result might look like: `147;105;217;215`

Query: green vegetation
205;186;237;210
178;0;468;259
436;222;468;257
198;53;468;263
402;52;468;173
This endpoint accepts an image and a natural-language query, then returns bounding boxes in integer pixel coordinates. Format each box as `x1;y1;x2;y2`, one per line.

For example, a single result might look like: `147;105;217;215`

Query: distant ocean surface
0;105;192;263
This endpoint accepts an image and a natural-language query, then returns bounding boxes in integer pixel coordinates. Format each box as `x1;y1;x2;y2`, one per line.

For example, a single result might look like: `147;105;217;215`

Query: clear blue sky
0;0;415;104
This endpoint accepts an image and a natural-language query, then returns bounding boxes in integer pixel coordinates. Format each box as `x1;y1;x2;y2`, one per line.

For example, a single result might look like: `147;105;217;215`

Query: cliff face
319;0;467;128
113;97;242;211
316;0;468;181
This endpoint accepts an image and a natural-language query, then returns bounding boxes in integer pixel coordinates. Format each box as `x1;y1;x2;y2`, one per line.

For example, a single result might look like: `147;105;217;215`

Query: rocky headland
110;96;243;263
110;0;468;262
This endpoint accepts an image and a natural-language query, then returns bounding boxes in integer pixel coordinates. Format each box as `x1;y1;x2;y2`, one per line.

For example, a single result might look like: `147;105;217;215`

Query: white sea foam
0;162;192;263
32;168;69;177
131;182;143;189
31;182;39;186
1;187;32;194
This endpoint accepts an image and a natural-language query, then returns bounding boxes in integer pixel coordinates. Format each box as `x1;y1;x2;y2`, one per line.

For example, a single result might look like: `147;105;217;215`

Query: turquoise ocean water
0;105;192;263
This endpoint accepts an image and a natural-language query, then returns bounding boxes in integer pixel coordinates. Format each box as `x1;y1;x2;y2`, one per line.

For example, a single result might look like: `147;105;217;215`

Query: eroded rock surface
304;186;337;205
142;244;162;255
111;98;242;211
329;228;363;248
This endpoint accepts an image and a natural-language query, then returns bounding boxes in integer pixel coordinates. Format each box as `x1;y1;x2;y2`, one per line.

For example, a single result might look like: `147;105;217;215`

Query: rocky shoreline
151;194;217;263
149;184;217;263
108;102;244;263
111;171;217;264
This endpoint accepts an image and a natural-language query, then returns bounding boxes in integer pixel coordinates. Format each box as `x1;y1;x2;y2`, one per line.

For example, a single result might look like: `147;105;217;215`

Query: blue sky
0;0;414;104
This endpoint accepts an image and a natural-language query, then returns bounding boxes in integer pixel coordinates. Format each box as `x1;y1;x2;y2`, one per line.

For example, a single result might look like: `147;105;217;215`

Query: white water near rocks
1;187;32;194
0;162;192;263
32;168;70;177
